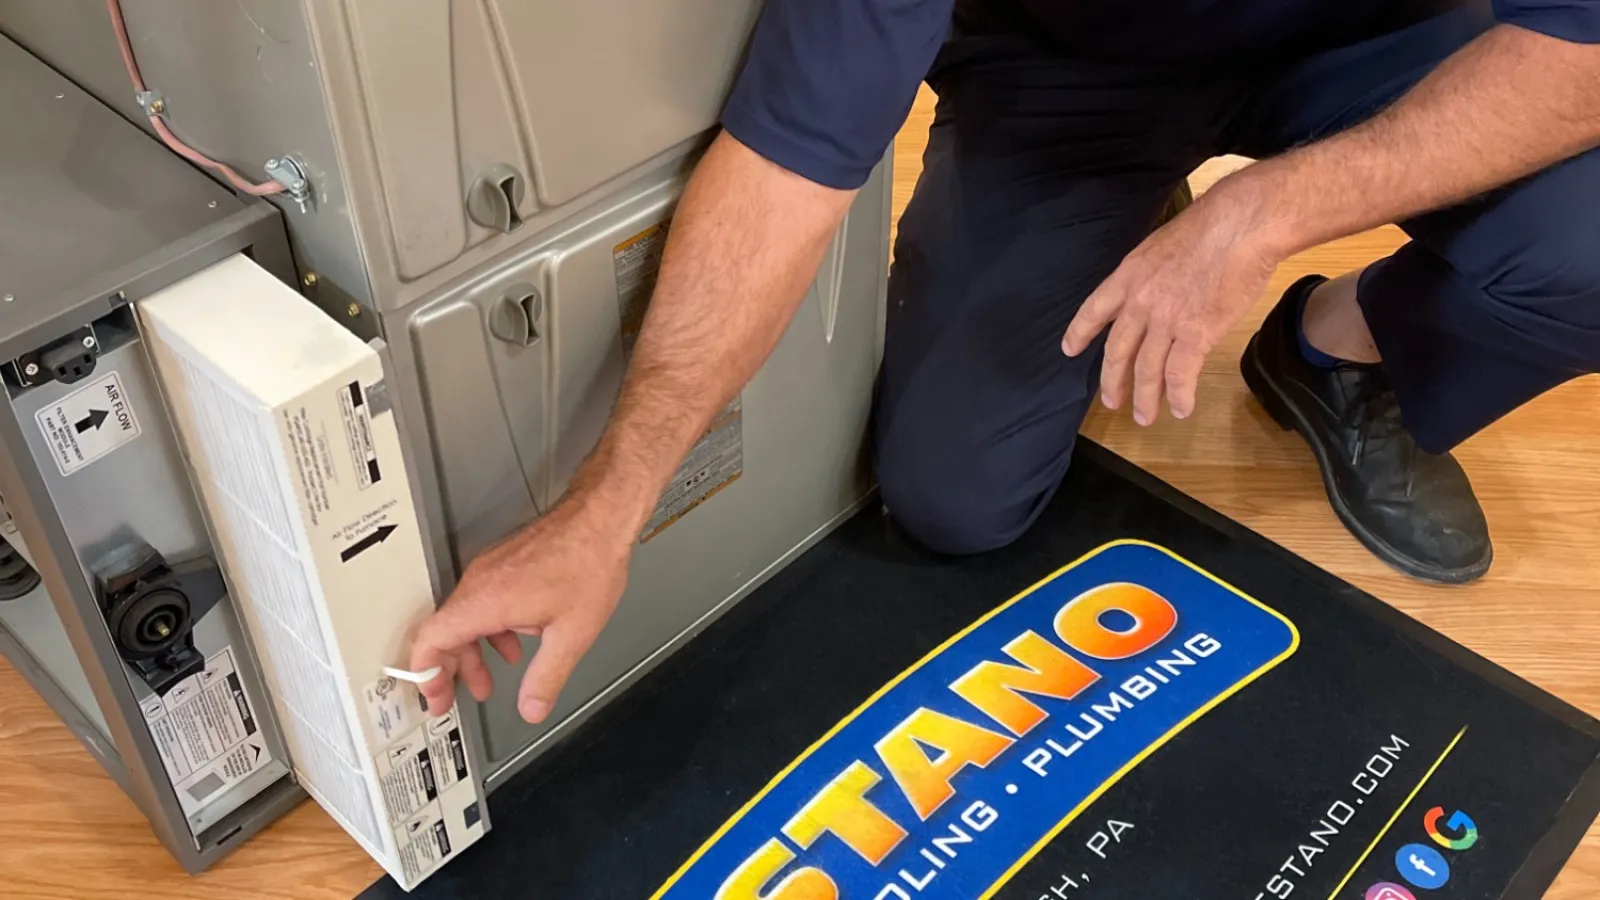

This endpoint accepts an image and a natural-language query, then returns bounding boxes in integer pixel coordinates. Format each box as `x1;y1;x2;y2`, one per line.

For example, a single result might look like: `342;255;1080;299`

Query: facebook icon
1396;843;1451;890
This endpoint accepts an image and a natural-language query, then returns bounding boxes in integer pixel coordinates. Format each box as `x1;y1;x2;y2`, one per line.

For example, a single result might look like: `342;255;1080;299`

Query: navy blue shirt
721;0;1600;191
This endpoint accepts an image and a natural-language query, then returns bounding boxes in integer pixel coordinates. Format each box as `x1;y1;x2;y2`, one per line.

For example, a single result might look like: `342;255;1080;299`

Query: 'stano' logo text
652;542;1300;900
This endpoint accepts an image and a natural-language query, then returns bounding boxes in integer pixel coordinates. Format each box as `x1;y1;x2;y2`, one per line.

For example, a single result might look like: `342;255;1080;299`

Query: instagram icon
1366;885;1416;900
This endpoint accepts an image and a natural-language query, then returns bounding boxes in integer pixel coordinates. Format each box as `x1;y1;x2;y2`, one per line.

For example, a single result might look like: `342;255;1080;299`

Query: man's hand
1062;184;1282;425
409;494;634;724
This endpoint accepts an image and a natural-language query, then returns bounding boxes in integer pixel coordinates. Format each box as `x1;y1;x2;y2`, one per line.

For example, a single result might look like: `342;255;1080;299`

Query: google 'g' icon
1424;807;1479;851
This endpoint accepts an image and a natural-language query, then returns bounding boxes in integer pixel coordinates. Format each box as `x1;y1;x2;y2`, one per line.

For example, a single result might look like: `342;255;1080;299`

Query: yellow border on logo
648;539;1304;899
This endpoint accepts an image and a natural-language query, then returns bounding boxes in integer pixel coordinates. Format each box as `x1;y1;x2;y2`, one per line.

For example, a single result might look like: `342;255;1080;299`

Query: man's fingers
457;643;494;703
1131;329;1173;426
1098;314;1146;411
1063;281;1125;358
410;586;499;711
410;592;495;669
414;649;459;714
516;624;594;725
1165;340;1208;419
487;631;523;667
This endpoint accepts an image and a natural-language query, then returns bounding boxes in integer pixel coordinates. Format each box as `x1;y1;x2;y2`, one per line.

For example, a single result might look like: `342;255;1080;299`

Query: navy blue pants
873;3;1600;555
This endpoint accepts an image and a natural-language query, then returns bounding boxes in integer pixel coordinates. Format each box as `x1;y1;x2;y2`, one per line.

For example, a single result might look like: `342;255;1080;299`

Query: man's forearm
1225;24;1600;256
568;132;857;533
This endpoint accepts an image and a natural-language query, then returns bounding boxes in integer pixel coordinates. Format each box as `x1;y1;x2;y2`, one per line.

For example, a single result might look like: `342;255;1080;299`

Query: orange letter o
1054;583;1177;660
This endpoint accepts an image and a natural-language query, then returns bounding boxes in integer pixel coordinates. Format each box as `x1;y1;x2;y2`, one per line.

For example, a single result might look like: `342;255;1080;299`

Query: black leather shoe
1241;275;1493;584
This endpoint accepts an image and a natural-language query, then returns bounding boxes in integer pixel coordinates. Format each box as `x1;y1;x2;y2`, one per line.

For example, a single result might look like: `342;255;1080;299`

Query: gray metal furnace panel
0;0;371;312
1;0;770;316
0;31;305;874
16;342;211;567
387;159;891;781
0;33;240;349
9;340;295;836
299;0;766;307
0;579;109;735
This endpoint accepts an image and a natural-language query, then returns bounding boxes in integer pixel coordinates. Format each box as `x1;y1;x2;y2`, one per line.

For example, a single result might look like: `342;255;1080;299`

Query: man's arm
1242;24;1600;260
409;133;856;722
573;133;858;543
1064;24;1600;426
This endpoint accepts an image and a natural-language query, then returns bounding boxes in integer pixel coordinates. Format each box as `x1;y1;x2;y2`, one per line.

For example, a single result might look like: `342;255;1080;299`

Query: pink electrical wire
106;0;286;196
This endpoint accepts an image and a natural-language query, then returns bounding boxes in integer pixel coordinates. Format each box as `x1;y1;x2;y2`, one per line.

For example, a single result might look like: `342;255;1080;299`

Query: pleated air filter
137;254;487;891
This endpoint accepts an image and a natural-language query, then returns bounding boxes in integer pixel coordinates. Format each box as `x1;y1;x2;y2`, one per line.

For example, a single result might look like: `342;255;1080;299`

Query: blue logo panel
653;541;1300;900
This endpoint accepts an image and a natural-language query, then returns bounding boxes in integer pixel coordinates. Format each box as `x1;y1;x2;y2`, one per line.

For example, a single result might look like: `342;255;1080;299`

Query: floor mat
360;441;1600;900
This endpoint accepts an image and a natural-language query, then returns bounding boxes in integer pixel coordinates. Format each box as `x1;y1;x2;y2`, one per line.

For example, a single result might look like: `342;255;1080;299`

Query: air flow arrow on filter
75;409;108;433
341;524;397;562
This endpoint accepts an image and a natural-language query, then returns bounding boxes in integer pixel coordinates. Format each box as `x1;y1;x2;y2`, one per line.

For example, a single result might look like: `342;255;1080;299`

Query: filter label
374;708;475;825
140;647;273;814
337;380;383;490
373;705;486;885
397;802;453;882
34;370;142;476
363;673;429;749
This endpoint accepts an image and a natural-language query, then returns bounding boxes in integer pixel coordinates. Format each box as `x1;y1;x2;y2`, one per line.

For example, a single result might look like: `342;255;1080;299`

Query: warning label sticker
376;727;439;827
374;707;480;883
397;802;453;882
641;401;743;542
338;381;383;491
396;800;454;877
614;224;745;542
374;709;472;827
424;712;472;795
140;647;274;814
614;223;669;355
34;371;142;476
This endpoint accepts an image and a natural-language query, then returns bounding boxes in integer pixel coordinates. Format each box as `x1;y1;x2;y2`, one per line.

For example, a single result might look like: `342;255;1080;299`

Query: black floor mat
360;441;1600;900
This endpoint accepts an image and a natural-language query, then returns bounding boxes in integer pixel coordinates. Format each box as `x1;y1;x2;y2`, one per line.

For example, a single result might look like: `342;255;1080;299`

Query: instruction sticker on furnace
34;370;141;476
615;223;745;541
140;647;274;815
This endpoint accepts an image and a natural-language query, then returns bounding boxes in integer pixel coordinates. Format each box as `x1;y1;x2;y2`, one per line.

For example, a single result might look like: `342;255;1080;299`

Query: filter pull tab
382;665;442;685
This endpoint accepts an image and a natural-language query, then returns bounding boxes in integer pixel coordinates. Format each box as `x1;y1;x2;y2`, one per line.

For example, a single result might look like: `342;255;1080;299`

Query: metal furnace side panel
2;329;301;855
0;31;244;348
0;31;306;873
10;341;295;836
0;0;371;309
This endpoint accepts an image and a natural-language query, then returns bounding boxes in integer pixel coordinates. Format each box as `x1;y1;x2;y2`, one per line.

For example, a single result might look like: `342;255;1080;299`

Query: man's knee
878;462;1032;557
874;430;1065;557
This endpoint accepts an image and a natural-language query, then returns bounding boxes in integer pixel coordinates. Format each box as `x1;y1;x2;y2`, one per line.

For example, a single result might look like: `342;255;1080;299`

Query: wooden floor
4;88;1596;899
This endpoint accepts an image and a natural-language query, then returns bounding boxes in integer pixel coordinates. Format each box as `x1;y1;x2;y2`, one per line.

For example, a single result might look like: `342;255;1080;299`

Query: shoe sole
1240;335;1492;586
